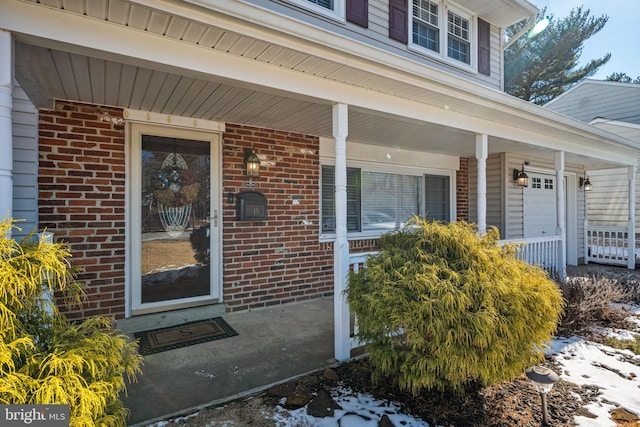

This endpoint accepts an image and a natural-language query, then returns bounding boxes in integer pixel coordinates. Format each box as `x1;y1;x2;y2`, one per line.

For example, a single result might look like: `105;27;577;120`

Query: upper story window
410;0;474;68
287;0;346;20
412;0;440;52
447;10;470;64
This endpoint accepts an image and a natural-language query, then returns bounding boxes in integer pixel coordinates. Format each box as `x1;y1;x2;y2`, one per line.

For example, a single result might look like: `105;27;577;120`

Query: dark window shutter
389;0;408;44
321;166;361;233
478;18;491;75
346;0;368;28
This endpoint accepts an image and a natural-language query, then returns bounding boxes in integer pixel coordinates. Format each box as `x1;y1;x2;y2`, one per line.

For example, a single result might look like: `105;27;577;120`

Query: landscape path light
525;365;559;426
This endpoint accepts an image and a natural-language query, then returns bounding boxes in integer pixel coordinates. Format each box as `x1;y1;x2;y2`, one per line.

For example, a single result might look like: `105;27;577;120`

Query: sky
532;1;640;80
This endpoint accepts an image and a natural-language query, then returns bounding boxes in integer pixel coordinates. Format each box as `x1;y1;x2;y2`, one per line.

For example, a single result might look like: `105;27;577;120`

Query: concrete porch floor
123;298;336;426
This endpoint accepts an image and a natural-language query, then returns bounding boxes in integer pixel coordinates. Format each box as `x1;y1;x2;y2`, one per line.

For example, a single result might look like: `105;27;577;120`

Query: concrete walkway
123;298;336;426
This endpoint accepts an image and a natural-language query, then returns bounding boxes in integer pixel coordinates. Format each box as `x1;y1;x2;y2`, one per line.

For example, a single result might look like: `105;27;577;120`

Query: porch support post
0;29;13;220
475;134;488;235
555;151;566;281
333;103;351;362
627;165;636;269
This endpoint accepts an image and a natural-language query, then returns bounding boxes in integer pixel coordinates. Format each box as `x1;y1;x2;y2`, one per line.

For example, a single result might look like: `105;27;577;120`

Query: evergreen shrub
346;217;564;395
0;218;143;426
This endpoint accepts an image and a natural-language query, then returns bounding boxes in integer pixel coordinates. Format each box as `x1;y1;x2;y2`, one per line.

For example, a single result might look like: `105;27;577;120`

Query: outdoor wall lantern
243;148;261;178
579;174;592;191
525;365;559;426
513;162;530;187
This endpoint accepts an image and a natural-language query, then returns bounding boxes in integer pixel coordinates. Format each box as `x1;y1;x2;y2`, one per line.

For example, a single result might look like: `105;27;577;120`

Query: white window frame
320;159;456;241
409;0;477;73
286;0;346;21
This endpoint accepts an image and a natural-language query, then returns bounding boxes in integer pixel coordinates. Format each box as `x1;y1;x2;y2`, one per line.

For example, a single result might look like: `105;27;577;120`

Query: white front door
523;172;557;238
130;123;221;315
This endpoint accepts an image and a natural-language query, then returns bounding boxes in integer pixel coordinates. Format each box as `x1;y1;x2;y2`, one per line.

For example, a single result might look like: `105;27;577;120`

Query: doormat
134;317;238;356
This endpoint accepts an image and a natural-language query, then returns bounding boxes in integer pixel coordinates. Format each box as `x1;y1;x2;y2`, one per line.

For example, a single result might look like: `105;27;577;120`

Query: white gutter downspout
0;30;13;222
555;151;566;281
476;134;488;235
628;165;636;270
332;103;351;362
583;171;589;265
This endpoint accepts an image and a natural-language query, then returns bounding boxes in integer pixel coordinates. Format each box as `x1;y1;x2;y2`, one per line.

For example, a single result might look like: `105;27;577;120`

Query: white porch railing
501;235;562;277
347;252;377;350
586;226;630;266
343;238;564;355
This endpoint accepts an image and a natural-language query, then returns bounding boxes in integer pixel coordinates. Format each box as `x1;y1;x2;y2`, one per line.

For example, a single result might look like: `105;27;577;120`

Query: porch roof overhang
3;0;639;170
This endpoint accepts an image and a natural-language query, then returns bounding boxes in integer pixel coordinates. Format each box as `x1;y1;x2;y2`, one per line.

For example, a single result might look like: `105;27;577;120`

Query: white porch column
555;151;566;280
0;30;13;220
628;165;636;269
333;103;351;361
475;134;488;235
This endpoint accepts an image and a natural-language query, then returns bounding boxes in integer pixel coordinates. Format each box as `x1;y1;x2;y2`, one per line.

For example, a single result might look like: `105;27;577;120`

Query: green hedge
346;217;564;395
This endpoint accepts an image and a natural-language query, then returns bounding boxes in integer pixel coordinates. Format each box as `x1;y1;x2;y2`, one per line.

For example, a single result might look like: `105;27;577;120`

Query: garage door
523;173;557;238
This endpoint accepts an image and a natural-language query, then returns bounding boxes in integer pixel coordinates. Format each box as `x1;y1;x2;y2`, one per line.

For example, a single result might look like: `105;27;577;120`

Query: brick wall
222;124;335;311
457;157;469;222
37;102;464;319
38;101;126;320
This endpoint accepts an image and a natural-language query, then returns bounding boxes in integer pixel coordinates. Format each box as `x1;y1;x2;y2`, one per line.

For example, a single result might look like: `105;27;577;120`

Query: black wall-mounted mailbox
236;191;267;221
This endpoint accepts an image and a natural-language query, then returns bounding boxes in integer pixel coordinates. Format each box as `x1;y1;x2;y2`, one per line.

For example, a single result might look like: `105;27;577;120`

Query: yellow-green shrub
346;217;564;395
0;218;142;426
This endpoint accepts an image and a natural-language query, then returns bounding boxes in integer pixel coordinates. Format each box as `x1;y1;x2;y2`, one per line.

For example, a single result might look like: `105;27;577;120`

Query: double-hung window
412;0;440;53
410;1;475;68
321;165;452;236
287;0;346;20
447;10;470;64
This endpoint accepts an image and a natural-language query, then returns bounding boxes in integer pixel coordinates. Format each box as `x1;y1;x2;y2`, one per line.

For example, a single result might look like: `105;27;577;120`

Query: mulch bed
311;357;601;427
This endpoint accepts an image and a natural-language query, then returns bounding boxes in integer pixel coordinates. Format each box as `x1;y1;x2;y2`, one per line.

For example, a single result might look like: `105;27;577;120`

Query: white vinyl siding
469;153;503;235
546;80;640;125
12;81;38;238
253;0;502;89
587;168;633;227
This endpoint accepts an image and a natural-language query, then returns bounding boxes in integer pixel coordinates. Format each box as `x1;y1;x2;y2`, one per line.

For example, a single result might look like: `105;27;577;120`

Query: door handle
212;209;218;227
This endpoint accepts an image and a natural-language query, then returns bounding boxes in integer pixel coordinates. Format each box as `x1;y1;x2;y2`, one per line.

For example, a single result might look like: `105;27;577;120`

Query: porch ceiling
7;0;640;169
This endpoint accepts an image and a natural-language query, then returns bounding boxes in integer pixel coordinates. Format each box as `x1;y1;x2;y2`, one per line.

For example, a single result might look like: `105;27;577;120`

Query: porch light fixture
525;365;559;426
579;174;592;191
513;163;529;187
243;148;261;178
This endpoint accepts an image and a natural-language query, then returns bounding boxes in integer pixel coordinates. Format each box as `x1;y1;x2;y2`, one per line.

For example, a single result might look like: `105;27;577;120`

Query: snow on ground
548;305;640;427
151;306;640;427
272;307;640;427
548;336;640;427
272;387;429;427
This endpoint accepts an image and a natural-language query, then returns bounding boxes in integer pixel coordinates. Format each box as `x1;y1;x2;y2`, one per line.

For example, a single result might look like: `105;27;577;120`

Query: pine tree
606;72;640;84
0;218;143;427
504;7;610;104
